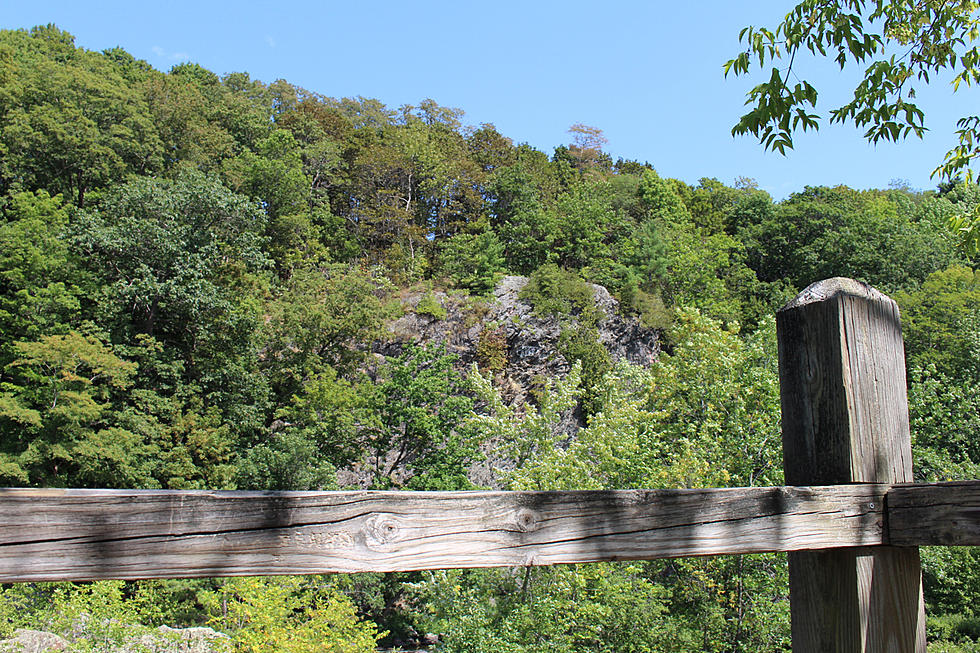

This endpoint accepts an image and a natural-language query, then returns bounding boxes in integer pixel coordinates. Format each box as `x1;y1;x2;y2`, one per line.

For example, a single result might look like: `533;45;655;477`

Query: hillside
1;24;979;652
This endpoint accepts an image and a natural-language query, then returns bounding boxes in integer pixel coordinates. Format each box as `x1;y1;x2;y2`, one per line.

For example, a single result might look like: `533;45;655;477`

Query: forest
1;23;980;652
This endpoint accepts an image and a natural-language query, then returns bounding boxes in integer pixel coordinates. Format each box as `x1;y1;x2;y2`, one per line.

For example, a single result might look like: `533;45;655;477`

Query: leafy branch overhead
726;0;975;157
726;0;980;252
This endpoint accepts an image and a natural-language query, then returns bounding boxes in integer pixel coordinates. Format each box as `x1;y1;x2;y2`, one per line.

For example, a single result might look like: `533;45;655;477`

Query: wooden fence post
777;278;926;652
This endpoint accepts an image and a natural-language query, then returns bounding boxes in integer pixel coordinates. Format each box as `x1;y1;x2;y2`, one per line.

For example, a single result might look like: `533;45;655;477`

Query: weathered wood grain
889;481;980;546
0;485;886;582
777;278;926;653
778;278;912;487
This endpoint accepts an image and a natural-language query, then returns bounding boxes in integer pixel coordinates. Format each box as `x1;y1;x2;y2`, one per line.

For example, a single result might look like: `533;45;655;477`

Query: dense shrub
519;263;595;318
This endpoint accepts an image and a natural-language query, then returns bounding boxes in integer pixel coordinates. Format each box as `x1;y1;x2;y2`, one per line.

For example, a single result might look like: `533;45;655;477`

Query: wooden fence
1;277;974;652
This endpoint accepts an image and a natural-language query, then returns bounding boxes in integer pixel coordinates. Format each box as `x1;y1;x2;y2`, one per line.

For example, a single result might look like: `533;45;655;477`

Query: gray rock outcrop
126;626;229;652
355;275;662;488
0;630;68;653
381;275;660;409
0;626;229;653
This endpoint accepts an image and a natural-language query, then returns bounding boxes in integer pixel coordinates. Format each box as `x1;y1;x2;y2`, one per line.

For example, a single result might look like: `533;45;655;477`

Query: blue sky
3;0;976;198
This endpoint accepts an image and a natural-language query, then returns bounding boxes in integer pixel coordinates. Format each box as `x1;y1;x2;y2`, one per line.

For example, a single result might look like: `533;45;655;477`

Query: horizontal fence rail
0;482;973;582
889;481;980;546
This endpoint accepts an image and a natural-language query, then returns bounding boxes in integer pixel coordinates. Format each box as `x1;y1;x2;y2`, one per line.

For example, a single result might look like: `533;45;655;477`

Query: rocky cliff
380;275;661;410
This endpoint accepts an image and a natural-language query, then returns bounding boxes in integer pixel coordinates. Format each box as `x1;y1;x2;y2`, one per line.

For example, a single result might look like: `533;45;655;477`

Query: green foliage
950;208;980;257
678;177;742;233
0;331;140;486
726;1;980;252
72;170;271;436
125;578;217;628
922;546;980;649
896;265;980;382
254;366;370;491
72;170;269;340
640;169;690;223
0;577;381;653
658;222;753;325
924;546;980;622
203;577;381;653
489;157;558;274
45;582;158;651
264;210;331;280
0;190;81;352
329;572;427;648
2;23;979;649
112;337;240;490
936;182;980;258
381;242;429;286
473;307;782;493
418;556;788;652
551;178;625;269
558;323;612;418
926;612;980;652
725;1;973;156
262;265;396;400
368;343;478;490
415;289;447;320
742;186;955;292
637;170;768;326
222;128;309;220
417;564;677;653
585;257;672;329
626;216;669;288
0;26;164;206
234;431;338;491
0;581;163;651
519;263;595;319
475;323;508;374
439;228;506;296
909;365;980;482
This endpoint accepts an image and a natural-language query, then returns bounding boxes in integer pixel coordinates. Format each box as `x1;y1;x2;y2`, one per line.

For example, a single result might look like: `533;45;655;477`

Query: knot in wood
364;514;401;550
513;509;537;533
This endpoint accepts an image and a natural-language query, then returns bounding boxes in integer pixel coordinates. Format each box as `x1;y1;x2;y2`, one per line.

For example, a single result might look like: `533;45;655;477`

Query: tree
741;185;954;291
894;264;980;382
566;123;612;172
72;170;268;348
222;128;309;220
725;1;980;251
726;1;974;157
438;228;506;296
71;170;271;444
550;177;635;270
261;265;396;399
638;170;757;324
0;331;143;487
0;191;82;354
367;344;477;490
239;365;366;490
0;26;163;206
488;159;558;274
145;64;238;171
